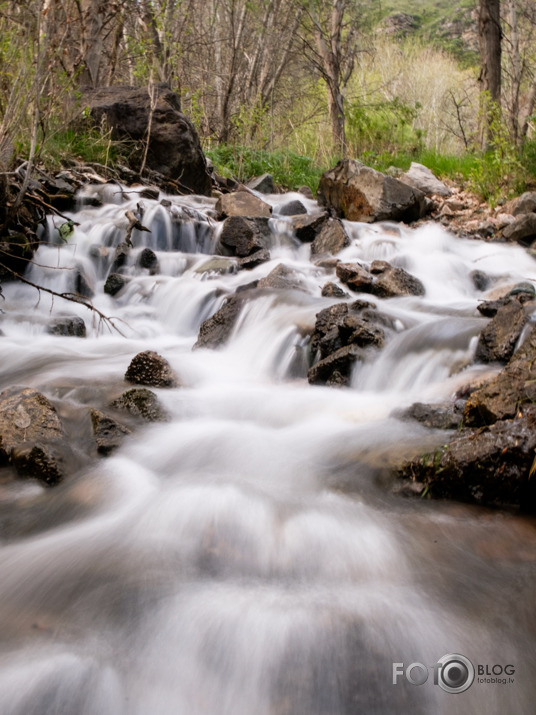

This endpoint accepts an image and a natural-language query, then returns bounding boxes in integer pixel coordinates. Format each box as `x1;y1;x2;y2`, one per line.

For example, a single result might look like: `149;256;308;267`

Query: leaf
58;220;75;243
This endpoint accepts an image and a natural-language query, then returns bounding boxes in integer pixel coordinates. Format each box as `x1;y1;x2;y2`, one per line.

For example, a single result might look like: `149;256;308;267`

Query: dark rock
335;262;374;293
307;344;362;385
338;313;385;348
318;159;426;223
83;84;211;195
125;350;179;387
109;242;131;274
48;316;87;337
298;186;314;199
237;249;271;269
474;299;528;363
399;407;536;511
138;247;158;270
464;323;536;426
371;265;425;298
310;303;349;354
512;191;536;216
90;409;131;455
321;282;349;298
471;270;490;291
291;213;328;243
74;267;94;298
258;263;305;291
235;280;260;293
104;273;128;296
278;200;307;216
0;233;35;280
193;295;244;349
402;400;465;430
0;387;66;485
219;216;272;257
138;187;160;200
502;213;536;245
246;173;274;194
215;191;272;219
110;388;168;422
310;218;351;255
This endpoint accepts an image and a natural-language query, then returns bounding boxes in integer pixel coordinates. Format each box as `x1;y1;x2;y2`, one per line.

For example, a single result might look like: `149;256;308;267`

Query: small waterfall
0;183;535;714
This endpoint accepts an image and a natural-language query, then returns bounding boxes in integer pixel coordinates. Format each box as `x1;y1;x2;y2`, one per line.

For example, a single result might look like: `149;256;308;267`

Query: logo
392;653;514;694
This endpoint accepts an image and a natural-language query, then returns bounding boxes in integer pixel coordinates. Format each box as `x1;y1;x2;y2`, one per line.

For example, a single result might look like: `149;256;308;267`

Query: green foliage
206;145;329;192
19;127;123;170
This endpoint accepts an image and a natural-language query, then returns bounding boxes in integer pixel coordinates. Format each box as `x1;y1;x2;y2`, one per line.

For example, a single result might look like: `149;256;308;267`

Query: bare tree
478;0;502;147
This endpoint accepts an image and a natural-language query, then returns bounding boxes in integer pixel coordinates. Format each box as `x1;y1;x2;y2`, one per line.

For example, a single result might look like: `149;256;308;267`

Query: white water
0;188;535;714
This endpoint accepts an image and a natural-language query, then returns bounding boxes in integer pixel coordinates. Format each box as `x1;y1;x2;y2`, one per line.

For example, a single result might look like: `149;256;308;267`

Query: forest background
0;0;535;204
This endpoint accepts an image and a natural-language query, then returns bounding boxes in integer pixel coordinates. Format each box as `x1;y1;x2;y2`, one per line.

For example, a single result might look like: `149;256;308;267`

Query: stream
0;185;535;714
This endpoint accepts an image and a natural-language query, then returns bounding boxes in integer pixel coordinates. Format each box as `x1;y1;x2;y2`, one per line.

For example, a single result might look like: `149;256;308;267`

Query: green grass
206;145;330;192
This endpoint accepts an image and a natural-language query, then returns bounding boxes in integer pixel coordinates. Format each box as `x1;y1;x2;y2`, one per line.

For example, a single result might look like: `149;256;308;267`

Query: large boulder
310;218;351;255
219;216;272;257
193;295;244;349
258;263;305;291
474;298;528;363
502;213;536;245
512;191;536;216
400;162;451;197
317;159;426;223
215;191;272;219
0;387;67;484
83;84;211;195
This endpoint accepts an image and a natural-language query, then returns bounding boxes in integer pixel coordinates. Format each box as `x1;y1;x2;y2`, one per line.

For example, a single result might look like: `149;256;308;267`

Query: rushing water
0;186;535;714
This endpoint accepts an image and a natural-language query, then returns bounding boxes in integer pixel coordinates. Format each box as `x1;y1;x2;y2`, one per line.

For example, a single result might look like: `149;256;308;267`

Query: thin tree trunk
507;0;521;144
478;0;502;148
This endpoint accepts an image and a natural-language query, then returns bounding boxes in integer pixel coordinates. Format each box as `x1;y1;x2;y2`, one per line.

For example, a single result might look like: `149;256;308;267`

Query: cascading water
0;185;535;714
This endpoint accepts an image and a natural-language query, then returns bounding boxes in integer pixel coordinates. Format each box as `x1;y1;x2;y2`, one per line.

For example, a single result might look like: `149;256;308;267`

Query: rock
90;409;131;455
371;264;425;298
400;162;451;197
321;282;349;298
474;299;528;363
125;351;179;387
310;218;351;255
502;213;536;245
495;213;515;229
104;273;128;296
401;400;465;430
335;263;374;293
194;257;236;275
219;216;272;257
399;407;536;511
0;233;35;280
47;316;87;337
237;249;271;269
83;84;211;195
338;313;385;348
471;270;490;292
307;344;362;386
310;303;350;354
0;387;66;485
74;266;94;298
291;213;328;243
215;191;272;219
109;242;131;274
258;263;305;291
317;159;426;223
298;186;314;199
110;388;168;422
464;324;536;426
193;295;244;349
278;200;307;216
138;247;158;270
138;187;160;200
512;191;536;216
246;173;274;194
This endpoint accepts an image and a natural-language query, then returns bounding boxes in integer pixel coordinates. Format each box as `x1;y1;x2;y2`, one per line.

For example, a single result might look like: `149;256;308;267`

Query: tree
478;0;502;147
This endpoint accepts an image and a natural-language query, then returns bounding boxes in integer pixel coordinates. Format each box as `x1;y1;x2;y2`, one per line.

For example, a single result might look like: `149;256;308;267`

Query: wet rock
74;267;94;298
471;270;490;292
310;218;351;255
237;249;271;269
194;257;236;275
109;242;131;274
83;84;211;195
110;388;168;422
401;400;465;430
335;263;374;293
399;407;536;511
0;233;35;280
307;344;362;386
321;282;349;298
310;303;349;354
194;295;244;349
464;324;536;426
298;186;314;199
125;350;179;387
258;263;305;291
90;409;131;455
474;298;528;363
371;264;425;298
512;191;536;216
338;313;385;348
104;273;128;296
278;200;307;216
400;162;451;197
246;173;274;194
502;213;536;245
0;387;66;485
291;213;328;243
219;216;272;257
318;159;426;223
47;316;87;337
137;247;158;270
215;191;272;219
138;187;159;200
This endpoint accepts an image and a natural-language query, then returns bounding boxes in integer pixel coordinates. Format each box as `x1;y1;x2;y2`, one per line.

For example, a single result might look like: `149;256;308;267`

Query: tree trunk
478;0;502;148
